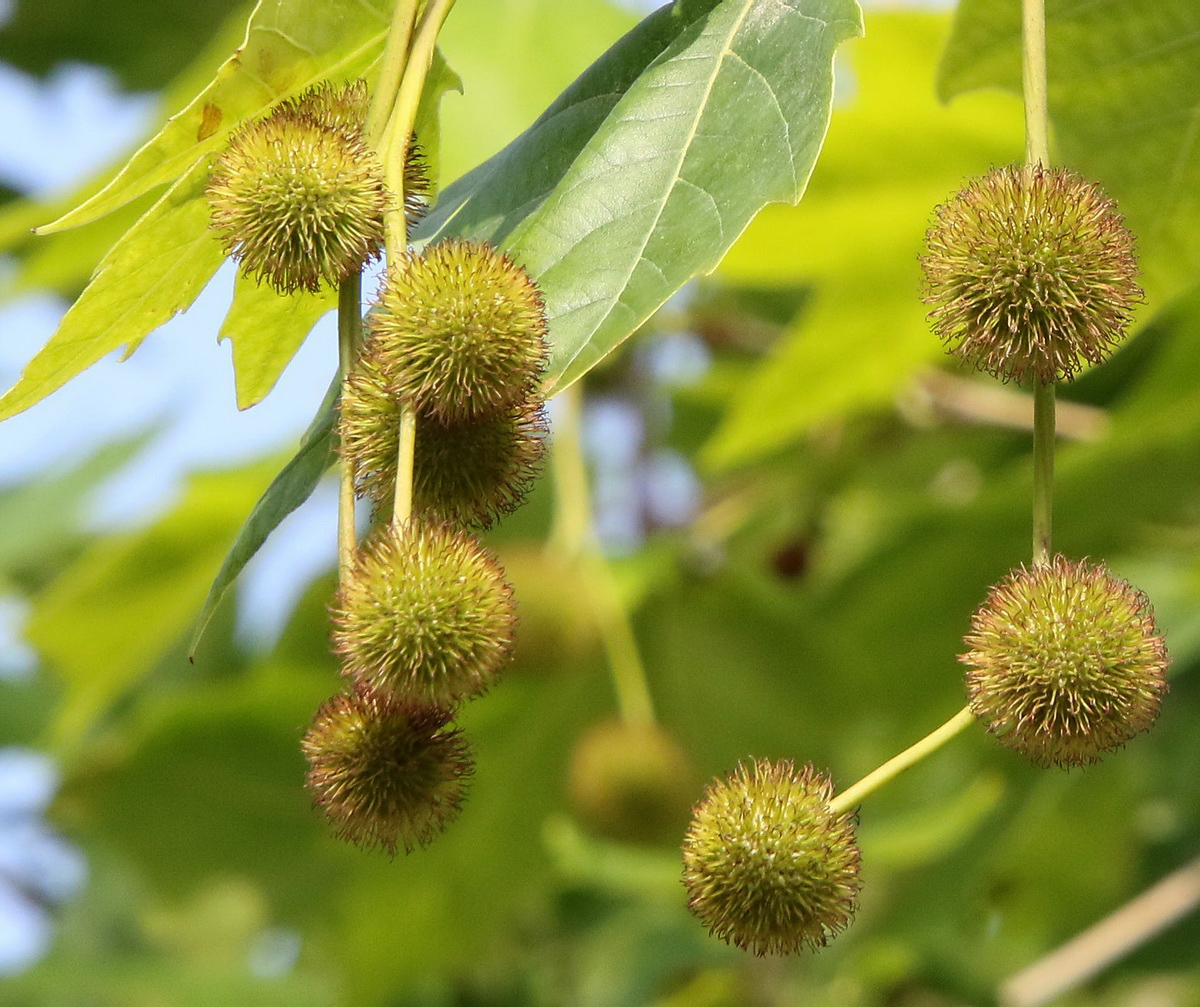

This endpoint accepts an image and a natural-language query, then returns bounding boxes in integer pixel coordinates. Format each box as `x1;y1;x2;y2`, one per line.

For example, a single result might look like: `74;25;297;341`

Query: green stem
364;0;420;146
381;0;457;263
336;274;363;584
829;706;977;816
391;406;417;532
552;385;655;726
1023;0;1056;567
1021;0;1051;167
1032;380;1055;565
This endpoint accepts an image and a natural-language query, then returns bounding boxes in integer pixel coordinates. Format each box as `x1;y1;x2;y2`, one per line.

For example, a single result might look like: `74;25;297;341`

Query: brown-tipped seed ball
368;239;549;423
962;555;1168;768
569;720;695;845
207;98;389;294
303;686;472;855
682;760;860;956
922;164;1142;384
281;79;370;138
332;521;516;707
339;350;547;528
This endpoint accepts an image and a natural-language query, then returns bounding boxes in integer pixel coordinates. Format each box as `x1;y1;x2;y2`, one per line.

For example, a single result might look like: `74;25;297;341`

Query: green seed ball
339;351;547;529
682;760;860;956
922;164;1142;384
280;79;370;137
569;719;695;845
962;555;1169;768
207;109;388;294
368;240;549;423
303;685;472;855
332;521;516;707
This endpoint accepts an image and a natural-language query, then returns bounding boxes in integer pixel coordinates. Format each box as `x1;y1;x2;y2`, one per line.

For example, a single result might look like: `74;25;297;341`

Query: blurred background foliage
0;1;1198;1005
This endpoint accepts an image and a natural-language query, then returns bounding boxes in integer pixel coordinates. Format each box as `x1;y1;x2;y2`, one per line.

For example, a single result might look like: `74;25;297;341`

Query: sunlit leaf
0;160;224;423
29;463;279;753
220;277;337;411
418;0;864;393
702;12;1024;471
37;0;395;235
939;0;1200;306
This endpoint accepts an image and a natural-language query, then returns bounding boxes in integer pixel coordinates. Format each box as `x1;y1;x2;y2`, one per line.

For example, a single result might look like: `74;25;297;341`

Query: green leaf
0;160;225;423
187;378;339;660
938;0;1200;307
38;0;395;235
701;11;1024;471
417;0;864;394
28;463;279;754
220;276;337;410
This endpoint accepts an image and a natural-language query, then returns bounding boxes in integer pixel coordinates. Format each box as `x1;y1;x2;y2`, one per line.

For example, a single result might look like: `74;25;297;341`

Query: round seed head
368;240;549;423
682;760;860;956
413;401;547;529
302;686;473;855
922;164;1142;384
569;719;695;845
279;79;370;138
338;350;547;528
207;107;388;294
332;521;516;707
962;555;1169;768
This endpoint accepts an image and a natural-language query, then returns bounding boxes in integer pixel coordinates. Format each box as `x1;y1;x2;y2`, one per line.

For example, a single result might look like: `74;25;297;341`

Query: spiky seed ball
338;351;547;528
303;686;472;855
207;106;388;294
569;720;695;845
962;555;1169;768
332;521;516;707
922;164;1142;384
281;79;370;138
682;760;860;956
368;240;549;423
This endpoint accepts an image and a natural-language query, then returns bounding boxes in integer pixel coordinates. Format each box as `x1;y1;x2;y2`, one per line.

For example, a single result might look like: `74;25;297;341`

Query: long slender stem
552;385;655;726
1032;380;1055;565
336;274;363;584
829;706;977;815
1021;0;1051;168
365;0;420;145
1023;0;1055;566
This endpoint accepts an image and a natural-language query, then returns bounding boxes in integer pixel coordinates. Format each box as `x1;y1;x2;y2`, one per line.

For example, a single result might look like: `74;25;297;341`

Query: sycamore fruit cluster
679;165;1167;961
206;82;550;856
313;239;549;854
921;165;1168;768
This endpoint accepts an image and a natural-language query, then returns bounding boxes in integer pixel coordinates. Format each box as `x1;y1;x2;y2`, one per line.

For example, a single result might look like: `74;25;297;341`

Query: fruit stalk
828;705;977;815
1023;0;1056;566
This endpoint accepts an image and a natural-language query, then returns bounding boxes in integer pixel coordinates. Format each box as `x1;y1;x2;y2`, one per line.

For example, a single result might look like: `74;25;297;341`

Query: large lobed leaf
0;0;397;424
191;0;863;649
939;0;1200;307
702;11;1024;471
419;0;864;393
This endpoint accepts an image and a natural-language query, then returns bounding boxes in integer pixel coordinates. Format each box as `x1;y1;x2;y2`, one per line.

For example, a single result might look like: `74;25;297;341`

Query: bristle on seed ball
207;96;389;294
339;346;547;528
962;555;1168;767
367;239;549;424
682;760;860;956
303;685;473;855
922;164;1142;384
332;521;516;708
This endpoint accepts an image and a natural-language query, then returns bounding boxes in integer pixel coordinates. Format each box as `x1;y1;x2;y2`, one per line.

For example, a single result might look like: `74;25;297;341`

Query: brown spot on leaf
197;103;222;142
